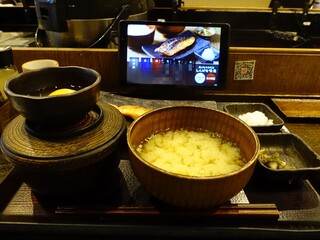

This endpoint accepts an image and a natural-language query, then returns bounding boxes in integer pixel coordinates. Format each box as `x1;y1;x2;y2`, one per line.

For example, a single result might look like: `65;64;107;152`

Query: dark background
0;0;319;48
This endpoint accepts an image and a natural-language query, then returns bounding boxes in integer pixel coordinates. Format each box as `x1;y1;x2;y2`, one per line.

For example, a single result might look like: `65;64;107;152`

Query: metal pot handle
88;5;130;48
35;27;49;47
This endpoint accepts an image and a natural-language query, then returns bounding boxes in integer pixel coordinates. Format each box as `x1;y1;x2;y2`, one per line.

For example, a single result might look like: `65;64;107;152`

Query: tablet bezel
117;20;230;98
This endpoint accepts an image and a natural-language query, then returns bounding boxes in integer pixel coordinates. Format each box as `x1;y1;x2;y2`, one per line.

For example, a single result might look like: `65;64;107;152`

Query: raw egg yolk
49;88;76;96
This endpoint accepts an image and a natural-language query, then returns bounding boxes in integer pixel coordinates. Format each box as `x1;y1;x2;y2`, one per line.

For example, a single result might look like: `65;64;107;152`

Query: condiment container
0;47;18;101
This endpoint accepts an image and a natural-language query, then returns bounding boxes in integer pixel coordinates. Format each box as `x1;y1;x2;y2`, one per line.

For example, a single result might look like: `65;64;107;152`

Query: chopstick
55;203;279;219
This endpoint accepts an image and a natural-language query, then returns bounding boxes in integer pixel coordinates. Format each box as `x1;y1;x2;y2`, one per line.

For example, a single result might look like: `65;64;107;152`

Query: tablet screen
118;20;230;97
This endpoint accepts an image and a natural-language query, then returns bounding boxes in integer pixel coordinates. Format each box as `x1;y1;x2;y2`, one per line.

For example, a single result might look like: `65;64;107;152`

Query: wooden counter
10;47;320;97
1;46;320;239
286;123;320;155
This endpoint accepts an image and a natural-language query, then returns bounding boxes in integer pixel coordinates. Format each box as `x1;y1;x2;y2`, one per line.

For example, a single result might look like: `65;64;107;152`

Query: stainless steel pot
34;0;154;48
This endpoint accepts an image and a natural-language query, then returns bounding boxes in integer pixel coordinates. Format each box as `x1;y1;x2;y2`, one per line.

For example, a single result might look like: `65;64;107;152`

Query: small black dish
223;103;284;132
255;133;320;183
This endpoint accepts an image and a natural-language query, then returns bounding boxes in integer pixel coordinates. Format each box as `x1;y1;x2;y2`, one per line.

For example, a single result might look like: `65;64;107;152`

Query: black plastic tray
1;95;320;239
0;158;320;239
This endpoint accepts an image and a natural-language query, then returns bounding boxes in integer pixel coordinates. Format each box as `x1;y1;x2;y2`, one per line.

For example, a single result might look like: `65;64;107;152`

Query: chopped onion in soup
136;129;247;177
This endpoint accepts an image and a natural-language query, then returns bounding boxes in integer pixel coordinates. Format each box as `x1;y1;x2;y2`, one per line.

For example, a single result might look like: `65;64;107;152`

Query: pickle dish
256;133;320;183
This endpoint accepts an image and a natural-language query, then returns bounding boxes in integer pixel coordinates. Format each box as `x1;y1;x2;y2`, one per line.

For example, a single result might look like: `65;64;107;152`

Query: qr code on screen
234;60;256;80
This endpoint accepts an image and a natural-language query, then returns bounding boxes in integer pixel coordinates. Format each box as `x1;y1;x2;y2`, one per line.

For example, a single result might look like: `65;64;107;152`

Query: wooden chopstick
55;203;279;219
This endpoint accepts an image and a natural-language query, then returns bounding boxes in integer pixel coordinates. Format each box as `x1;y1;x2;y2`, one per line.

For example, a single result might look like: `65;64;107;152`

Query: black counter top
0;93;319;239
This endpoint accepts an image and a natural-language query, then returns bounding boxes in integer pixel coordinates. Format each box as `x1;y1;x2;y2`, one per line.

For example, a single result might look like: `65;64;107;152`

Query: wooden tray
1;159;320;224
272;98;320;119
0;161;281;222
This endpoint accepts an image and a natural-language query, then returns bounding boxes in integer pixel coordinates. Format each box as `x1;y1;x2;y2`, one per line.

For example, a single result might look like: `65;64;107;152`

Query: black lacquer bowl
4;66;101;125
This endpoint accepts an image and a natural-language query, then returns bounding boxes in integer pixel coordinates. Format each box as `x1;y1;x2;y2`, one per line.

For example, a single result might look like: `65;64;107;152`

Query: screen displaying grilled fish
154;36;196;56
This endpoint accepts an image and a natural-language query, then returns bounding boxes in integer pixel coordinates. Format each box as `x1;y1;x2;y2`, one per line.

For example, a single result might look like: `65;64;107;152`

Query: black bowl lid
0;102;126;164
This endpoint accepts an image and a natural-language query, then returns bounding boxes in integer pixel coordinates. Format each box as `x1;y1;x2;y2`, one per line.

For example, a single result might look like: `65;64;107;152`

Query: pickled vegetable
259;148;295;170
